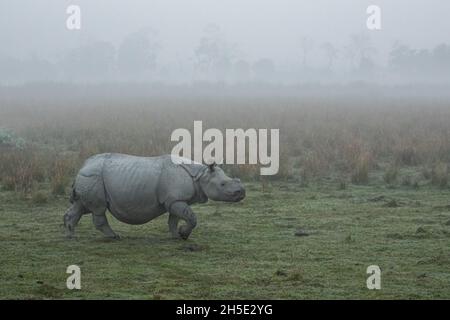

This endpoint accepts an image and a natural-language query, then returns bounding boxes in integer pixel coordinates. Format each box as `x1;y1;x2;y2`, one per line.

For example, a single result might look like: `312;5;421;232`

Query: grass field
1;84;450;299
1;177;450;299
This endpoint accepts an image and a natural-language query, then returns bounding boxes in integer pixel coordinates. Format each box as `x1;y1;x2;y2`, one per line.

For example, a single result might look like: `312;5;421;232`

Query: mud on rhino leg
167;201;197;240
64;202;87;237
92;209;120;239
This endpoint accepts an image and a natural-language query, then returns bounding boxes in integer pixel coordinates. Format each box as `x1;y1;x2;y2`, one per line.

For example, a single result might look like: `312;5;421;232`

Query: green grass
1;180;450;299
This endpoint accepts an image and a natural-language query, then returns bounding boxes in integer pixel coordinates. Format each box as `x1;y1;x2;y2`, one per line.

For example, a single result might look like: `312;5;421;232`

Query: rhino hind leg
92;209;120;239
64;201;88;238
71;172;119;239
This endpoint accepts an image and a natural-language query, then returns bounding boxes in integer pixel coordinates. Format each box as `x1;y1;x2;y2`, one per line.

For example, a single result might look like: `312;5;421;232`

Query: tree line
1;25;450;84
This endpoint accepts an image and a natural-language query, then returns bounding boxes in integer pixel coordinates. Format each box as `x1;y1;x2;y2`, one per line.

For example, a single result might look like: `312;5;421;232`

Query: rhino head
198;163;246;202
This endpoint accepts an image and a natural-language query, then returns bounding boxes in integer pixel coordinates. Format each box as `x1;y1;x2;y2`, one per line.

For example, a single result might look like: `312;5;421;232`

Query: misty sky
1;0;449;67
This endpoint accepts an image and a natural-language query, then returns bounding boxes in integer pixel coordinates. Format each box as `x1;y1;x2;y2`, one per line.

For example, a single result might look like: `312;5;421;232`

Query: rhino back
102;154;166;224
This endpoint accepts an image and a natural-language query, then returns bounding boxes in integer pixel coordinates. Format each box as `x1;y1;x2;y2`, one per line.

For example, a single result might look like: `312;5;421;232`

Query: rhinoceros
63;153;245;240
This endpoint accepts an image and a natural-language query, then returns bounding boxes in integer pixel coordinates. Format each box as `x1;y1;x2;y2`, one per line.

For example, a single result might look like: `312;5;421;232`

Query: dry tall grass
1;84;449;194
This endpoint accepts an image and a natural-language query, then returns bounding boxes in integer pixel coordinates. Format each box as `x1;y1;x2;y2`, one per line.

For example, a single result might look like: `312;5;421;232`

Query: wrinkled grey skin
64;153;245;240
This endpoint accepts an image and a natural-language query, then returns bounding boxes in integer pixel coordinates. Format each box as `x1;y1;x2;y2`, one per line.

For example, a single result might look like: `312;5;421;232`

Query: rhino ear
208;162;216;172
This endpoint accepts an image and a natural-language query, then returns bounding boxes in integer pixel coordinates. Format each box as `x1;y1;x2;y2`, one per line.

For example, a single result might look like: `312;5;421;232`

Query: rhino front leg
92;210;120;239
168;214;180;238
167;201;197;240
64;202;86;238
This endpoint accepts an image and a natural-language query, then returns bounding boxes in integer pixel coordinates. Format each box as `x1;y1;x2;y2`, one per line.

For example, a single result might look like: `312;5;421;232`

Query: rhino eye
220;182;226;187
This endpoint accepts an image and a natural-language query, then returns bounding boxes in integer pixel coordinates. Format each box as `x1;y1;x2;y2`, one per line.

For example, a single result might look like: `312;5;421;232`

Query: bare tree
194;24;237;81
233;59;251;81
62;41;115;81
321;42;338;70
117;28;159;78
252;58;275;81
300;37;314;69
351;34;376;65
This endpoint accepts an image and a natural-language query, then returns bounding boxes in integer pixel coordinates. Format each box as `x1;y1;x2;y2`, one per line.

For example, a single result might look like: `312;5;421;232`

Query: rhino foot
179;225;192;240
92;212;121;240
170;232;181;240
64;202;86;238
64;213;76;238
180;234;189;240
107;234;121;240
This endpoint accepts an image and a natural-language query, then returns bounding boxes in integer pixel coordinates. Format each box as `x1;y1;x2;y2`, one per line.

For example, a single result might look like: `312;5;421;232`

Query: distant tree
359;56;376;74
389;42;425;75
252;58;275;81
346;33;376;71
431;43;450;73
26;55;57;82
388;41;450;79
117;29;159;78
62;41;115;80
0;55;24;83
321;42;338;70
0;53;57;84
300;37;314;69
195;24;237;80
389;42;412;72
415;49;432;74
432;44;450;61
233;59;251;81
352;34;374;61
343;44;356;69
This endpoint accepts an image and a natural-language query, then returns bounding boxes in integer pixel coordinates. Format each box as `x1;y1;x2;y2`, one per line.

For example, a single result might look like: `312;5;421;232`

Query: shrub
395;146;419;166
0;128;26;149
50;157;76;195
0;144;55;194
431;162;448;188
299;168;309;187
337;178;347;190
383;165;398;185
351;153;371;185
32;191;48;205
224;164;260;181
422;167;432;180
0;148;36;194
401;175;412;186
51;182;66;196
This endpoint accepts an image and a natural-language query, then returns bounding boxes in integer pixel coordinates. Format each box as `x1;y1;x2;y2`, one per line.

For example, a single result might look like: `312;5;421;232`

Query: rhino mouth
226;189;246;202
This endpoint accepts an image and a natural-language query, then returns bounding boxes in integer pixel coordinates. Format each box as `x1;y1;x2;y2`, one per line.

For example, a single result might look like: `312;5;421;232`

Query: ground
1;179;450;299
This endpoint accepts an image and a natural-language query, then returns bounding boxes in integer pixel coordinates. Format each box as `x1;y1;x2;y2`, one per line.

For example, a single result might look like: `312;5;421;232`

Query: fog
1;0;450;84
